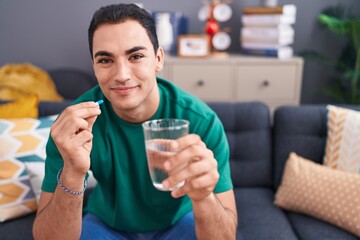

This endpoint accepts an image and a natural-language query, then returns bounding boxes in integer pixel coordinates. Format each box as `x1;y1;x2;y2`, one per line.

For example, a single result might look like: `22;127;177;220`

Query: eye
130;54;144;61
96;58;112;64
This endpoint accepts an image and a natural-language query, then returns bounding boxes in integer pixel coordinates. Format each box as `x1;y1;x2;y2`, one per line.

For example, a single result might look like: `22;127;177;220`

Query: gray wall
0;0;359;104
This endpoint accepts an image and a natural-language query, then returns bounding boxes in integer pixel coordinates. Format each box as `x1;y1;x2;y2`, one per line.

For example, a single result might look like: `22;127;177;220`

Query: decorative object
198;0;233;53
261;0;278;7
155;12;174;53
275;152;360;237
300;5;360;104
324;105;360;173
0;115;56;221
177;35;210;57
152;11;188;56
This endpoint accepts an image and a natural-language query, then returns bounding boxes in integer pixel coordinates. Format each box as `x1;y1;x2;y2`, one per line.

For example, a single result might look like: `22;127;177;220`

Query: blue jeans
80;211;196;240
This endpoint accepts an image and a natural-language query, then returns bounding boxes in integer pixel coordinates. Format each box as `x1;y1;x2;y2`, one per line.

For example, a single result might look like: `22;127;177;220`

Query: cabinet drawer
172;64;233;100
236;65;297;101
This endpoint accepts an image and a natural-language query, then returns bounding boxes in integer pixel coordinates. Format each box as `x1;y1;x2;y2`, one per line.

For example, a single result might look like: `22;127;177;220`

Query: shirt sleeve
41;135;64;192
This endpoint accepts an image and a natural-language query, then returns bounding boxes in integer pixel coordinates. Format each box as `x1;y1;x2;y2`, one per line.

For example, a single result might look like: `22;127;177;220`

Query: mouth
110;85;138;95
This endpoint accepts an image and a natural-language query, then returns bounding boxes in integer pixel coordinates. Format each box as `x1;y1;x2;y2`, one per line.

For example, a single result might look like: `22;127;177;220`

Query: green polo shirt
42;78;232;232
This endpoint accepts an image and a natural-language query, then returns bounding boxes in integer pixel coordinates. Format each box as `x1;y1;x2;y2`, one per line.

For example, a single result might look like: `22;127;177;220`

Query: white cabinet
158;55;303;110
172;64;233;101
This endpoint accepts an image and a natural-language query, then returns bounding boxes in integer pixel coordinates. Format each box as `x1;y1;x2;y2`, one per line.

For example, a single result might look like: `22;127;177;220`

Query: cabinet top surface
164;54;303;64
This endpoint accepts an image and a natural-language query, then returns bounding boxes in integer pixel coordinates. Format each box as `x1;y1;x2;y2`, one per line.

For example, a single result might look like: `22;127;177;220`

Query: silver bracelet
57;168;87;195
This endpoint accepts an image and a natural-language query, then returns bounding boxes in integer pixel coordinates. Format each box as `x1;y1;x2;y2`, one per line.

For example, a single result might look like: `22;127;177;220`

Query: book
241;25;294;39
242;46;293;59
241;36;294;46
241;14;296;26
242;41;292;49
243;4;297;16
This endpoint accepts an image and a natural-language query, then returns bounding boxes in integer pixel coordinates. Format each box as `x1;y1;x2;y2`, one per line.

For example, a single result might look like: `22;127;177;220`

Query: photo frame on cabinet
177;35;210;57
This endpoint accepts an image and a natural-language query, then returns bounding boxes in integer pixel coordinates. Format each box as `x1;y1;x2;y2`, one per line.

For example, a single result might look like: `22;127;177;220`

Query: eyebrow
94;51;113;58
125;46;147;55
94;46;147;59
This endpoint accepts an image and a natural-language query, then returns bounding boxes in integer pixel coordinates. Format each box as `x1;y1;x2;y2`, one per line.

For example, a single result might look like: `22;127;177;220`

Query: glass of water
142;119;189;191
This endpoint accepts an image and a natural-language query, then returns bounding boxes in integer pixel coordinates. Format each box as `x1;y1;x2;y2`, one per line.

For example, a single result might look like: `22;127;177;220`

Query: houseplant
301;5;360;104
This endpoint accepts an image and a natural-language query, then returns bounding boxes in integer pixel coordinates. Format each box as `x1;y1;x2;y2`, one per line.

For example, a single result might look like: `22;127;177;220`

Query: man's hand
50;101;101;177
162;134;219;201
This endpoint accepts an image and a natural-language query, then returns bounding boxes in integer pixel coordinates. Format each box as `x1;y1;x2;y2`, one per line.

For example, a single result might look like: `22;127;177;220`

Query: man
33;3;237;240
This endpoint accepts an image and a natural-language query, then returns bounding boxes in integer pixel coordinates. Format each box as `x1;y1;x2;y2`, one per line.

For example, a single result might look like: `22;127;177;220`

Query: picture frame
177;35;210;57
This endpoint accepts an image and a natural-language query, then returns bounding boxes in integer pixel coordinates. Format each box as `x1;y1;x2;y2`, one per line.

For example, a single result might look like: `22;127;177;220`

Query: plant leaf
351;20;360;51
318;14;351;35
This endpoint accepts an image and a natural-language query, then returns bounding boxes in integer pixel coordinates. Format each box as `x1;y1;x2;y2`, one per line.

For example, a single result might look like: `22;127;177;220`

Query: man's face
92;20;164;120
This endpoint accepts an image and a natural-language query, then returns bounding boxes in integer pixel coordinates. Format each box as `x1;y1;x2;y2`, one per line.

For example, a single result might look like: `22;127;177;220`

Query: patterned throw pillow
324;105;360;174
275;152;360;237
0;115;56;221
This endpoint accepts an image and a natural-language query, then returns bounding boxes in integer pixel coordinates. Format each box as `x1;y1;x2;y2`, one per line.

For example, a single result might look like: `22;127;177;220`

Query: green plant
300;5;360;104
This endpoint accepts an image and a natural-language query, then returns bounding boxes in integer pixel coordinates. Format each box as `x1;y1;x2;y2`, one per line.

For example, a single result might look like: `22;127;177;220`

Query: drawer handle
262;80;270;87
197;79;205;86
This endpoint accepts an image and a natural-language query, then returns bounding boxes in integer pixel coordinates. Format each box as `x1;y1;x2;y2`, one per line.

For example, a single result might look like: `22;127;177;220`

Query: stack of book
240;4;297;59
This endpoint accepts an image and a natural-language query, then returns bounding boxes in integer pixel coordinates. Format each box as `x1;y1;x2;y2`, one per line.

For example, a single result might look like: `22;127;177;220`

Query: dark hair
88;3;159;59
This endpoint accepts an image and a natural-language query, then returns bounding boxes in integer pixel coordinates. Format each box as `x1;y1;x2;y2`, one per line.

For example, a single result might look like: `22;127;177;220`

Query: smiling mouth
111;86;138;95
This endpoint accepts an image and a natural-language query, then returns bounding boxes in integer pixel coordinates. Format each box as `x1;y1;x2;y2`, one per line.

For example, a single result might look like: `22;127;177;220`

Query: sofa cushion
208;102;272;187
38;100;72;117
273;105;328;189
48;68;97;100
287;213;359;240
234;187;297;240
324;105;360;173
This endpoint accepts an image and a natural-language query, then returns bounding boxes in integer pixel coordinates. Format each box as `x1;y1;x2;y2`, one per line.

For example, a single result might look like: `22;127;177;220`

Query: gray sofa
0;71;358;239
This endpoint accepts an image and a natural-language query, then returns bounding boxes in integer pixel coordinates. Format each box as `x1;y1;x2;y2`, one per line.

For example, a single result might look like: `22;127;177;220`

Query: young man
33;3;237;240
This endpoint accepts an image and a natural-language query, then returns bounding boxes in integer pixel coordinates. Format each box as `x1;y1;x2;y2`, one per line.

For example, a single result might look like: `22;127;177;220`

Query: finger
172;134;205;151
51;117;90;142
163;159;216;190
74;130;93;149
51;103;101;136
63;102;101;120
171;172;219;198
164;144;213;172
86;115;99;131
58;130;93;154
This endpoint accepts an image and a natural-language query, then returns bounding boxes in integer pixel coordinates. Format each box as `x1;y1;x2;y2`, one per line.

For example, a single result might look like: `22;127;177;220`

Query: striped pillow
324;105;360;174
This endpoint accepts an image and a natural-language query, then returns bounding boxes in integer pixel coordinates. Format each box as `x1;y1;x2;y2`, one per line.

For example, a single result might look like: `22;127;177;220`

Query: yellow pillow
0;94;39;118
0;63;63;101
275;152;360;237
324;105;360;174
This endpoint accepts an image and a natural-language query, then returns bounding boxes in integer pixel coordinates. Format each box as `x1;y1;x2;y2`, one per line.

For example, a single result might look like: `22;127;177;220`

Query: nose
114;61;131;83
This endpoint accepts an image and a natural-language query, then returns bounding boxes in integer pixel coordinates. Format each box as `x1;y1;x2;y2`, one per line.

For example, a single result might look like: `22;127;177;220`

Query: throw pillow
0;94;39;118
0;115;56;221
274;152;360;237
324;105;360;174
0;63;63;101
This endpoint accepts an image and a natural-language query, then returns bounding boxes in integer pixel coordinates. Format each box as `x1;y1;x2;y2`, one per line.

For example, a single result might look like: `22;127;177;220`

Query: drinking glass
142;119;189;191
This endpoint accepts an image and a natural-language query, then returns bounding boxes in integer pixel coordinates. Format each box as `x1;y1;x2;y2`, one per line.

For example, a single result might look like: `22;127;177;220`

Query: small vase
156;13;173;53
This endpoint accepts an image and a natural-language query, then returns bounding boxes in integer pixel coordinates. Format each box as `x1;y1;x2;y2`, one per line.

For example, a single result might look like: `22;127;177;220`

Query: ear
155;47;165;73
